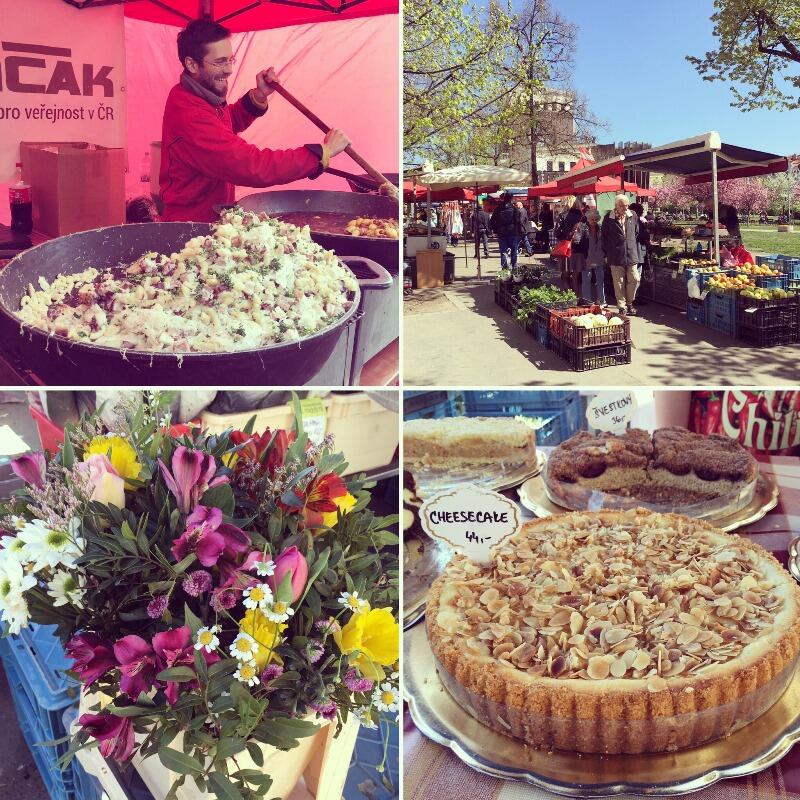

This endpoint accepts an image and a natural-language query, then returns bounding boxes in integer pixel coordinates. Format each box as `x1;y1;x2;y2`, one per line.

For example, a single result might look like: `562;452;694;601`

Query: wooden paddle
267;80;399;201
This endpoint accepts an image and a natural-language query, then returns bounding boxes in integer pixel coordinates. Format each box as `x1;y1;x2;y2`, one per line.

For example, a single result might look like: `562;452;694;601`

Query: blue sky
548;0;798;155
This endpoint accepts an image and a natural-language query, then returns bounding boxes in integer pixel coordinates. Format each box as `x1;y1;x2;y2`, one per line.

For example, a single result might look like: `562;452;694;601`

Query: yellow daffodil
84;436;142;489
321;492;357;528
333;607;399;680
238;608;287;671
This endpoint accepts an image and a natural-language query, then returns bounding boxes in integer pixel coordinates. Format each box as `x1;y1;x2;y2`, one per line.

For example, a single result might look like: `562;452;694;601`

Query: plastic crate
344;722;399;800
686;298;706;325
534;406;583;445
552;309;630;349
554;341;632;372
737;295;799;329
2;657;76;800
777;258;800;281
755;255;779;266
737;272;789;290
652;267;689;309
705;291;737;337
737;323;799;348
403;392;457;420
533;317;550;347
547;305;601;338
683;268;732;291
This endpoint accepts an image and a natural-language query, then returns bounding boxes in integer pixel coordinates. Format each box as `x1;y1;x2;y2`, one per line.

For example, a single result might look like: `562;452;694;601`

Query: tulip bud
269;546;308;602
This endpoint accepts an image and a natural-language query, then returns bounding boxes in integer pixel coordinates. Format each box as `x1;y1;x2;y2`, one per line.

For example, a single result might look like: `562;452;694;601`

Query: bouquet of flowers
0;393;399;800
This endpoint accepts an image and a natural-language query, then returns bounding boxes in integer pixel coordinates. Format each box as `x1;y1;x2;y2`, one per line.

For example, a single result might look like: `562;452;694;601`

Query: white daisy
372;683;399;714
0;534;32;564
0;553;36;635
242;583;273;610
354;706;379;730
251;559;275;577
46;570;86;608
194;625;221;653
338;591;368;613
264;600;294;623
233;661;260;687
230;633;258;664
17;519;83;573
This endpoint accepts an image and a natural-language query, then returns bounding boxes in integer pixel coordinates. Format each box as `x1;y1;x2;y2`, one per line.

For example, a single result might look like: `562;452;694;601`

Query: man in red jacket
160;19;350;222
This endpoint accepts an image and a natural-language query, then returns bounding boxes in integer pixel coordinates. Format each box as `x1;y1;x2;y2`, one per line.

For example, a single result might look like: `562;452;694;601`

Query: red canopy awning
529;175;648;198
83;0;396;31
403;182;475;202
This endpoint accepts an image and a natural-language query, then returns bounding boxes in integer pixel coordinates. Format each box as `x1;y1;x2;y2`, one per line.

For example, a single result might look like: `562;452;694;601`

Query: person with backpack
601;194;641;315
555;195;588;293
490;192;521;271
515;201;534;256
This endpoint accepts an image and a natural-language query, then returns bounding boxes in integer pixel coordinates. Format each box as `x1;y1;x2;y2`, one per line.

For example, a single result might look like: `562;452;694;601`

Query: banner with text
0;0;126;183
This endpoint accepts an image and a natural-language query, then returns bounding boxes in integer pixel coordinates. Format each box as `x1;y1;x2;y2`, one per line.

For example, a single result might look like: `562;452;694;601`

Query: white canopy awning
417;165;532;190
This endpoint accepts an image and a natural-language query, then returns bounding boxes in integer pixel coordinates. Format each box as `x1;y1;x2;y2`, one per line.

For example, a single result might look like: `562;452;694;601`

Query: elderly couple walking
557;194;648;315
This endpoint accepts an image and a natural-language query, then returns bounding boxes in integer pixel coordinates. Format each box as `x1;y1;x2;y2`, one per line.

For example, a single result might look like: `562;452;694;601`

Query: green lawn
740;227;800;257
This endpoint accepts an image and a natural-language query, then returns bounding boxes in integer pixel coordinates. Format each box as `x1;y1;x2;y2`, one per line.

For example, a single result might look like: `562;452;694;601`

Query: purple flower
11;452;45;489
210;585;237;612
113;635;158;701
147;596;169;619
158;446;227;514
307;640;325;665
182;570;213;597
310;700;337;721
65;633;117;686
315;618;340;635
153;626;205;705
261;663;284;684
171;505;250;568
344;668;374;693
79;713;134;761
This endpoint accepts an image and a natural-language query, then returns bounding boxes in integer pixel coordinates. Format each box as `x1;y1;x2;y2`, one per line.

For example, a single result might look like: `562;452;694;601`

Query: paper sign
420;487;521;565
586;391;637;434
299;398;326;445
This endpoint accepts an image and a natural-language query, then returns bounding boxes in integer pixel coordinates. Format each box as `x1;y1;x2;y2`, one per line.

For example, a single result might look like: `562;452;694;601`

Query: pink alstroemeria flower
10;451;45;489
158;446;227;514
113;635;159;701
79;713;134;761
171;505;250;568
153;626;219;704
65;633;117;686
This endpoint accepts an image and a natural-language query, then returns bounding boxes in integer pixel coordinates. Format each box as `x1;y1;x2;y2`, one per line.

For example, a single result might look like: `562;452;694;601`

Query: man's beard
196;70;228;98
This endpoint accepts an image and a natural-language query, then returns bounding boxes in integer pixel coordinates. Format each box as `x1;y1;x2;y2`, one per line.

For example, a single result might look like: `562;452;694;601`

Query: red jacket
159;82;323;222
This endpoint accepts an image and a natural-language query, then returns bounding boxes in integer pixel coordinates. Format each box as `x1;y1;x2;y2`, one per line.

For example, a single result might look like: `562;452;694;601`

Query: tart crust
427;509;800;754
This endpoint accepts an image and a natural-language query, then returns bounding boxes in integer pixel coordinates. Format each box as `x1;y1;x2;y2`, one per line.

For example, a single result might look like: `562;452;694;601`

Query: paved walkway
403;244;800;387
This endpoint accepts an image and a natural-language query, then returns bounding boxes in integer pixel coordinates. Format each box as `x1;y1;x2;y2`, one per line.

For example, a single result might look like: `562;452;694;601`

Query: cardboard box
415;248;445;288
20;142;125;236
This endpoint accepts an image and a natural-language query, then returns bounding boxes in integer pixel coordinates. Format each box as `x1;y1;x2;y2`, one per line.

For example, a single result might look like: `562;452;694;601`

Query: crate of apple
736;264;781;277
707;274;755;294
740;287;797;301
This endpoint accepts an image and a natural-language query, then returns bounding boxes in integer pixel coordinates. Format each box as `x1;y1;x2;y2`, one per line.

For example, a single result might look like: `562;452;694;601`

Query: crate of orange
705;273;755;295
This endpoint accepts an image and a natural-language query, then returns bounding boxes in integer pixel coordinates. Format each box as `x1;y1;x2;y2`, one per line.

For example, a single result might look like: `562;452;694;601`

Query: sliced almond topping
610;657;628;678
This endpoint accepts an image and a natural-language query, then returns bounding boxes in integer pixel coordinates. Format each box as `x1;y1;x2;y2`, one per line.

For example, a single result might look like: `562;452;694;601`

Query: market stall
0;0;400;386
403;388;800;798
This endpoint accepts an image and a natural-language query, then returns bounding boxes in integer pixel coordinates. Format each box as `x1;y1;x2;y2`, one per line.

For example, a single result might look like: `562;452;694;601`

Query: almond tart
427;509;800;754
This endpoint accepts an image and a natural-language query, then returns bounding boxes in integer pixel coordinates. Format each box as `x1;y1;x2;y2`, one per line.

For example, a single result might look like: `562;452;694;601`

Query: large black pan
0;222;366;387
236;190;399;272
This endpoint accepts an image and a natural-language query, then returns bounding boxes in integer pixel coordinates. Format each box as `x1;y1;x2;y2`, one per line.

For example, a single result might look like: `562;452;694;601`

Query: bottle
10;162;33;235
140;150;151;189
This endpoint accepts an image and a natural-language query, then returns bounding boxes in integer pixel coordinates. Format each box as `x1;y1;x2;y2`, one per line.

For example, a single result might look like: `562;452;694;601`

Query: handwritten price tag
420;486;521;565
299;398;326;445
586;391;637;434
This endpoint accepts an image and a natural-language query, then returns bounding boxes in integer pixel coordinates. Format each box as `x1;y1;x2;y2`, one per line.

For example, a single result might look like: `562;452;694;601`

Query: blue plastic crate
3;657;76;800
777;258;800;281
403;391;458;420
534;406;582;446
345;721;399;800
533;318;550;348
755;255;779;266
686;298;706;325
706;292;737;337
739;272;789;290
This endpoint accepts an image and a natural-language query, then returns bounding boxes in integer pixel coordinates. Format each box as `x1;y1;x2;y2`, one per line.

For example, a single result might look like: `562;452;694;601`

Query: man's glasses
204;56;236;68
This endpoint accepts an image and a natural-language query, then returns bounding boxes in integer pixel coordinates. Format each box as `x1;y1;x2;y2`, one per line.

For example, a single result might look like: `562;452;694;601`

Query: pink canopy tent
77;0;399;197
118;0;396;31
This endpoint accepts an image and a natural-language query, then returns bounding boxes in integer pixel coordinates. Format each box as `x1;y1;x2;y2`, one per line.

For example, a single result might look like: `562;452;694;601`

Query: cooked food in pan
16;208;358;353
271;211;399;239
345;216;399;239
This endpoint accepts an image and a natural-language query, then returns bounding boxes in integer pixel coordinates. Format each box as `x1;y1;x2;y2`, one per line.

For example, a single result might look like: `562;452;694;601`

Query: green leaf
61;429;75;468
156;666;196;683
194;649;208;684
106;705;157;717
120;520;136;540
215;737;246;761
246;741;264;767
172;553;197;575
184;603;202;635
158;746;203;775
201;483;235;516
274;569;294;604
242;414;257;436
208;658;238;678
208;772;244;800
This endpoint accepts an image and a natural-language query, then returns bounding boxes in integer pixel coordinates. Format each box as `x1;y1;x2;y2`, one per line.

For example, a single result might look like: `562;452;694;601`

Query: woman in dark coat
555;196;588;294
